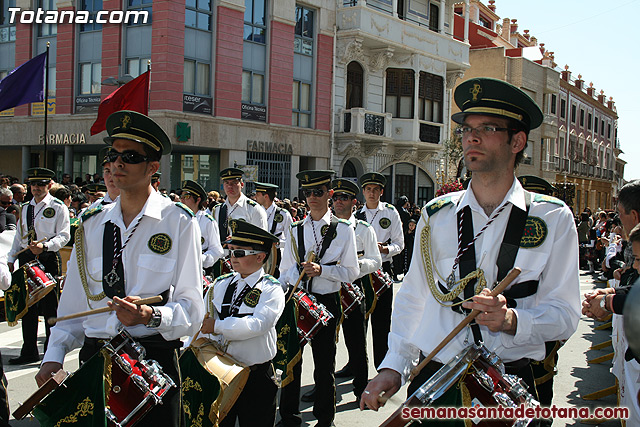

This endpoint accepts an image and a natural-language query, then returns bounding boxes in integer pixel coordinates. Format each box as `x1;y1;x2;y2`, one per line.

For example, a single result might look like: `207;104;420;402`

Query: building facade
331;0;470;205
0;0;338;199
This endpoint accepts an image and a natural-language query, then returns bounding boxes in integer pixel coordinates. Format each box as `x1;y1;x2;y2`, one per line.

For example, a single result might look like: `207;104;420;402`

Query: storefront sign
183;95;212;115
75;96;101;114
32;98;56;116
247;140;293;155
39;133;87;145
241;103;266;122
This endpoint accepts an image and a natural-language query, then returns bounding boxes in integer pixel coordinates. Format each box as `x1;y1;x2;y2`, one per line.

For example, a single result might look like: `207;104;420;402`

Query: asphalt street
0;271;626;426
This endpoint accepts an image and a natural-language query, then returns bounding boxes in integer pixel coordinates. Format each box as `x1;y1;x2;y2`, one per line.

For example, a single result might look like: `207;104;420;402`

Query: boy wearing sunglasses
199;218;284;427
180;179;224;275
278;170;359;427
36;111;205;427
7;167;71;365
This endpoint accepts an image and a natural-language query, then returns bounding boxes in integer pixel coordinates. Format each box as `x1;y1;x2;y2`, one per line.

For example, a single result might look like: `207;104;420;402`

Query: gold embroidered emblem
520;216;547;248
336;181;342;188
230;220;238;234
121;114;131;129
148;233;172;254
470;83;483;101
244;288;261;308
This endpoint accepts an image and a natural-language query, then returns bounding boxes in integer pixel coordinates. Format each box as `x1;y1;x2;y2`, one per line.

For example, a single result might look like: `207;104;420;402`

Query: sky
491;0;639;182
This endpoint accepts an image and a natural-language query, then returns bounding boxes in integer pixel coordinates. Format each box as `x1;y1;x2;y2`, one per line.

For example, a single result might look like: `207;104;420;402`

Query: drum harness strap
270;206;282;236
296;215;339;294
218;277;262;319
218;203;228;244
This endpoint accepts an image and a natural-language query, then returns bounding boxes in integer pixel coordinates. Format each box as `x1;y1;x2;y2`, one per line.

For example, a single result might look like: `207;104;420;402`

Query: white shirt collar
303;208;332;226
101;190;164;227
31;193;52;206
237;267;265;287
456;176;525;215
226;193;247;209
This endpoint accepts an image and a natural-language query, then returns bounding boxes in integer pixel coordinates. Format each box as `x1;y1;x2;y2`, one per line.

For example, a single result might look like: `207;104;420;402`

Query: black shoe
9;354;40;365
301;386;316;402
335;365;353;378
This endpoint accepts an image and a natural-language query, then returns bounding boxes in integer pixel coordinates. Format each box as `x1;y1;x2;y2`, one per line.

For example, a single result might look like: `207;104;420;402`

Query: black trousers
371;261;393;369
0;351;9;427
17;251;60;358
220;361;278;427
339;282;368;396
80;335;183;427
279;292;340;427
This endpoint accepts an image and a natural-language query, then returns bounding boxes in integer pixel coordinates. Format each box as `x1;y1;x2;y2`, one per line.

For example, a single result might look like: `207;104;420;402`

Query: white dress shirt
214;193;268;239
196;210;224;269
280;209;359;294
202;269;285;366
265;203;293;250
9;193;70;262
380;178;581;381
44;190;205;365
350;215;382;278
357;201;404;263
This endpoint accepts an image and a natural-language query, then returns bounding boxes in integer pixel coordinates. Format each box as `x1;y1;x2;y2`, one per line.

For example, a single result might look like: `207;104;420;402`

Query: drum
13;329;176;426
371;269;393;296
221;258;233;275
407;344;539;427
188;336;249;425
203;275;213;297
23;260;57;307
340;282;364;317
293;290;334;345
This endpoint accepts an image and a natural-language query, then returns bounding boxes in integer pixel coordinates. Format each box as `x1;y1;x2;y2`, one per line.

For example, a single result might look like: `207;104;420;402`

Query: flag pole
43;42;50;169
147;59;151;113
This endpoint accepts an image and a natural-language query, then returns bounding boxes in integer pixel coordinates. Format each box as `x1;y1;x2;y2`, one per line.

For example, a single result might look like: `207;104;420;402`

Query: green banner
273;298;301;387
179;347;221;427
5;268;29;326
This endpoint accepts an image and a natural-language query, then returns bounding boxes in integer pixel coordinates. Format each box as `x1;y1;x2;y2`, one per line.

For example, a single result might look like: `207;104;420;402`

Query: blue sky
492;0;638;181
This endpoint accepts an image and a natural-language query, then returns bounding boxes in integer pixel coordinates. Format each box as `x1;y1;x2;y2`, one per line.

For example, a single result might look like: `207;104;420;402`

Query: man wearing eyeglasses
7;167;70;365
361;79;580;422
278;170;359;427
9;183;24;205
36;111;204;426
198;219;284;427
254;181;292;278
180;179;224;275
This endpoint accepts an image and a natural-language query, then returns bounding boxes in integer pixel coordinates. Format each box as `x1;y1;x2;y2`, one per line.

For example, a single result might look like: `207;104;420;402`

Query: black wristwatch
146;306;162;328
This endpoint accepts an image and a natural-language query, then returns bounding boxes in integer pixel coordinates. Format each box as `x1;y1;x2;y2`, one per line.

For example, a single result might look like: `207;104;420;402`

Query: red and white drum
340;282;364;317
202;275;213;297
23;260;57;306
221;259;233;275
293;290;334;346
371;269;393;296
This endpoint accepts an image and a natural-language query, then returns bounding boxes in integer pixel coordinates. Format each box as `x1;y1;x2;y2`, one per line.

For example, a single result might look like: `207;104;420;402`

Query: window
600;119;605;136
126;57;150;78
560;98;566;119
385;68;414;118
0;0;16;42
292;80;311;127
79;62;101;95
242;70;264;104
294;5;313;55
607;123;611;139
127;0;152;25
594;117;598;134
550;94;556;115
80;0;103;31
570;104;576;123
37;0;56;36
418;72;443;123
579;109;584;127
346;62;363;109
185;0;211;31
183;60;210;95
244;0;266;43
588;113;592;130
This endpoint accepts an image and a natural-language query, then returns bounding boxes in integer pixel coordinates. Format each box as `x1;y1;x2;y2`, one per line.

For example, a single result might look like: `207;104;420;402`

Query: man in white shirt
254;181;292;278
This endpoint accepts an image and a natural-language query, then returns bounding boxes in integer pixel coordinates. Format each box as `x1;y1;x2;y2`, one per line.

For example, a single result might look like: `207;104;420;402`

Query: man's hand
28;242;44;255
582;294;611;320
360;369;402;411
200;312;216;334
301;261;322;278
377;243;389;255
107;296;152;327
35;362;63;387
462;288;516;334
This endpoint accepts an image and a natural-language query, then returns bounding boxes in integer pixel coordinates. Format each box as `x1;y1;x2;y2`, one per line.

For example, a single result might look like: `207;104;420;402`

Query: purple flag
0;52;46;113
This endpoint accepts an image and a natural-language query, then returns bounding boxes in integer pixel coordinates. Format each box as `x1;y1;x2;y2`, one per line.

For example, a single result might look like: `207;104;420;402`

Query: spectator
61;173;72;186
53;187;72;207
10;183;25;205
0;188;12;214
402;218;417;275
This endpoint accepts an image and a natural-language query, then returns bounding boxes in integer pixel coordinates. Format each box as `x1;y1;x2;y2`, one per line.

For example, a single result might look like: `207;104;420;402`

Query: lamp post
101;74;134;87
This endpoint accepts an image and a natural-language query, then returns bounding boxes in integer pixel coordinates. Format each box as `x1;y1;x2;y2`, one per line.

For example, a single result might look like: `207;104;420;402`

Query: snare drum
340;282;364;317
371;269;393;296
293;290;334;345
23;260;57;306
202;275;213;297
221;258;233;275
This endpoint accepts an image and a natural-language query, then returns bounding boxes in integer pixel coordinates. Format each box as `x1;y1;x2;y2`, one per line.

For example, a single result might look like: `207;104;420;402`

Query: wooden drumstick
47;295;163;325
286;251;316;304
15;238;47;256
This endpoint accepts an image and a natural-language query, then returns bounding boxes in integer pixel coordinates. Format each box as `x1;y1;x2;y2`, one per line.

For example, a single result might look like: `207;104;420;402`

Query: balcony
337;1;469;67
339;108;393;141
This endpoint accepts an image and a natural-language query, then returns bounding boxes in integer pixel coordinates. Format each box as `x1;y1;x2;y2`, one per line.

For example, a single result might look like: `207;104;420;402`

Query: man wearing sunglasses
7;167;70;365
361;79;580;422
91;146;121;207
254;181;292;278
352;172;404;372
36;111;205;427
180;179;224;275
198;219;284;427
278;170;359;427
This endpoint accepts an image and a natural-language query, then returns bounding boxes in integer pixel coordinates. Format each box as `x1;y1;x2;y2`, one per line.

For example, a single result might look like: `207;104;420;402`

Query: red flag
90;71;150;135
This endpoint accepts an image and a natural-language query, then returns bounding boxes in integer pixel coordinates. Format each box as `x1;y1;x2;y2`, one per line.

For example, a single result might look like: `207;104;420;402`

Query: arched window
342;159;358;177
346;62;363;109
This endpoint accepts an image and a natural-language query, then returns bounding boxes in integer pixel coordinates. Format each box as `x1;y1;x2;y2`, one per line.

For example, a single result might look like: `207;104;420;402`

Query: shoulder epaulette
175;202;195;217
51;198;64;205
205;213;215;222
425;196;454;217
213;272;235;283
337;218;351;225
21;202;28;208
292;220;304;227
80;204;104;222
385;203;395;210
533;194;564;206
247;199;257;207
70;217;80;226
356;219;371;227
264;274;280;285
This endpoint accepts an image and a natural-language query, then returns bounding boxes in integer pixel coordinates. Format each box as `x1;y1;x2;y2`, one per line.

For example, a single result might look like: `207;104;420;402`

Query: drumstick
47;295;163;325
286;251;316;304
375;267;522;406
15;238;47;256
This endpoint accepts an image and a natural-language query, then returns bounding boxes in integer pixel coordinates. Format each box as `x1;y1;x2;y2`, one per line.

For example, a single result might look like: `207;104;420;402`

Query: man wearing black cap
254;181;293;278
180;179;224;274
278;170;359;427
352;172;404;371
198;219;284;427
36;111;205;426
86;146;121;208
362;78;580;420
151;171;161;192
8;167;70;365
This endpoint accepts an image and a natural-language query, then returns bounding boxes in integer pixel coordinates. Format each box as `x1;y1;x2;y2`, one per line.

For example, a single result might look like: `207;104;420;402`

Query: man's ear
148;161;160;177
510;131;527;154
